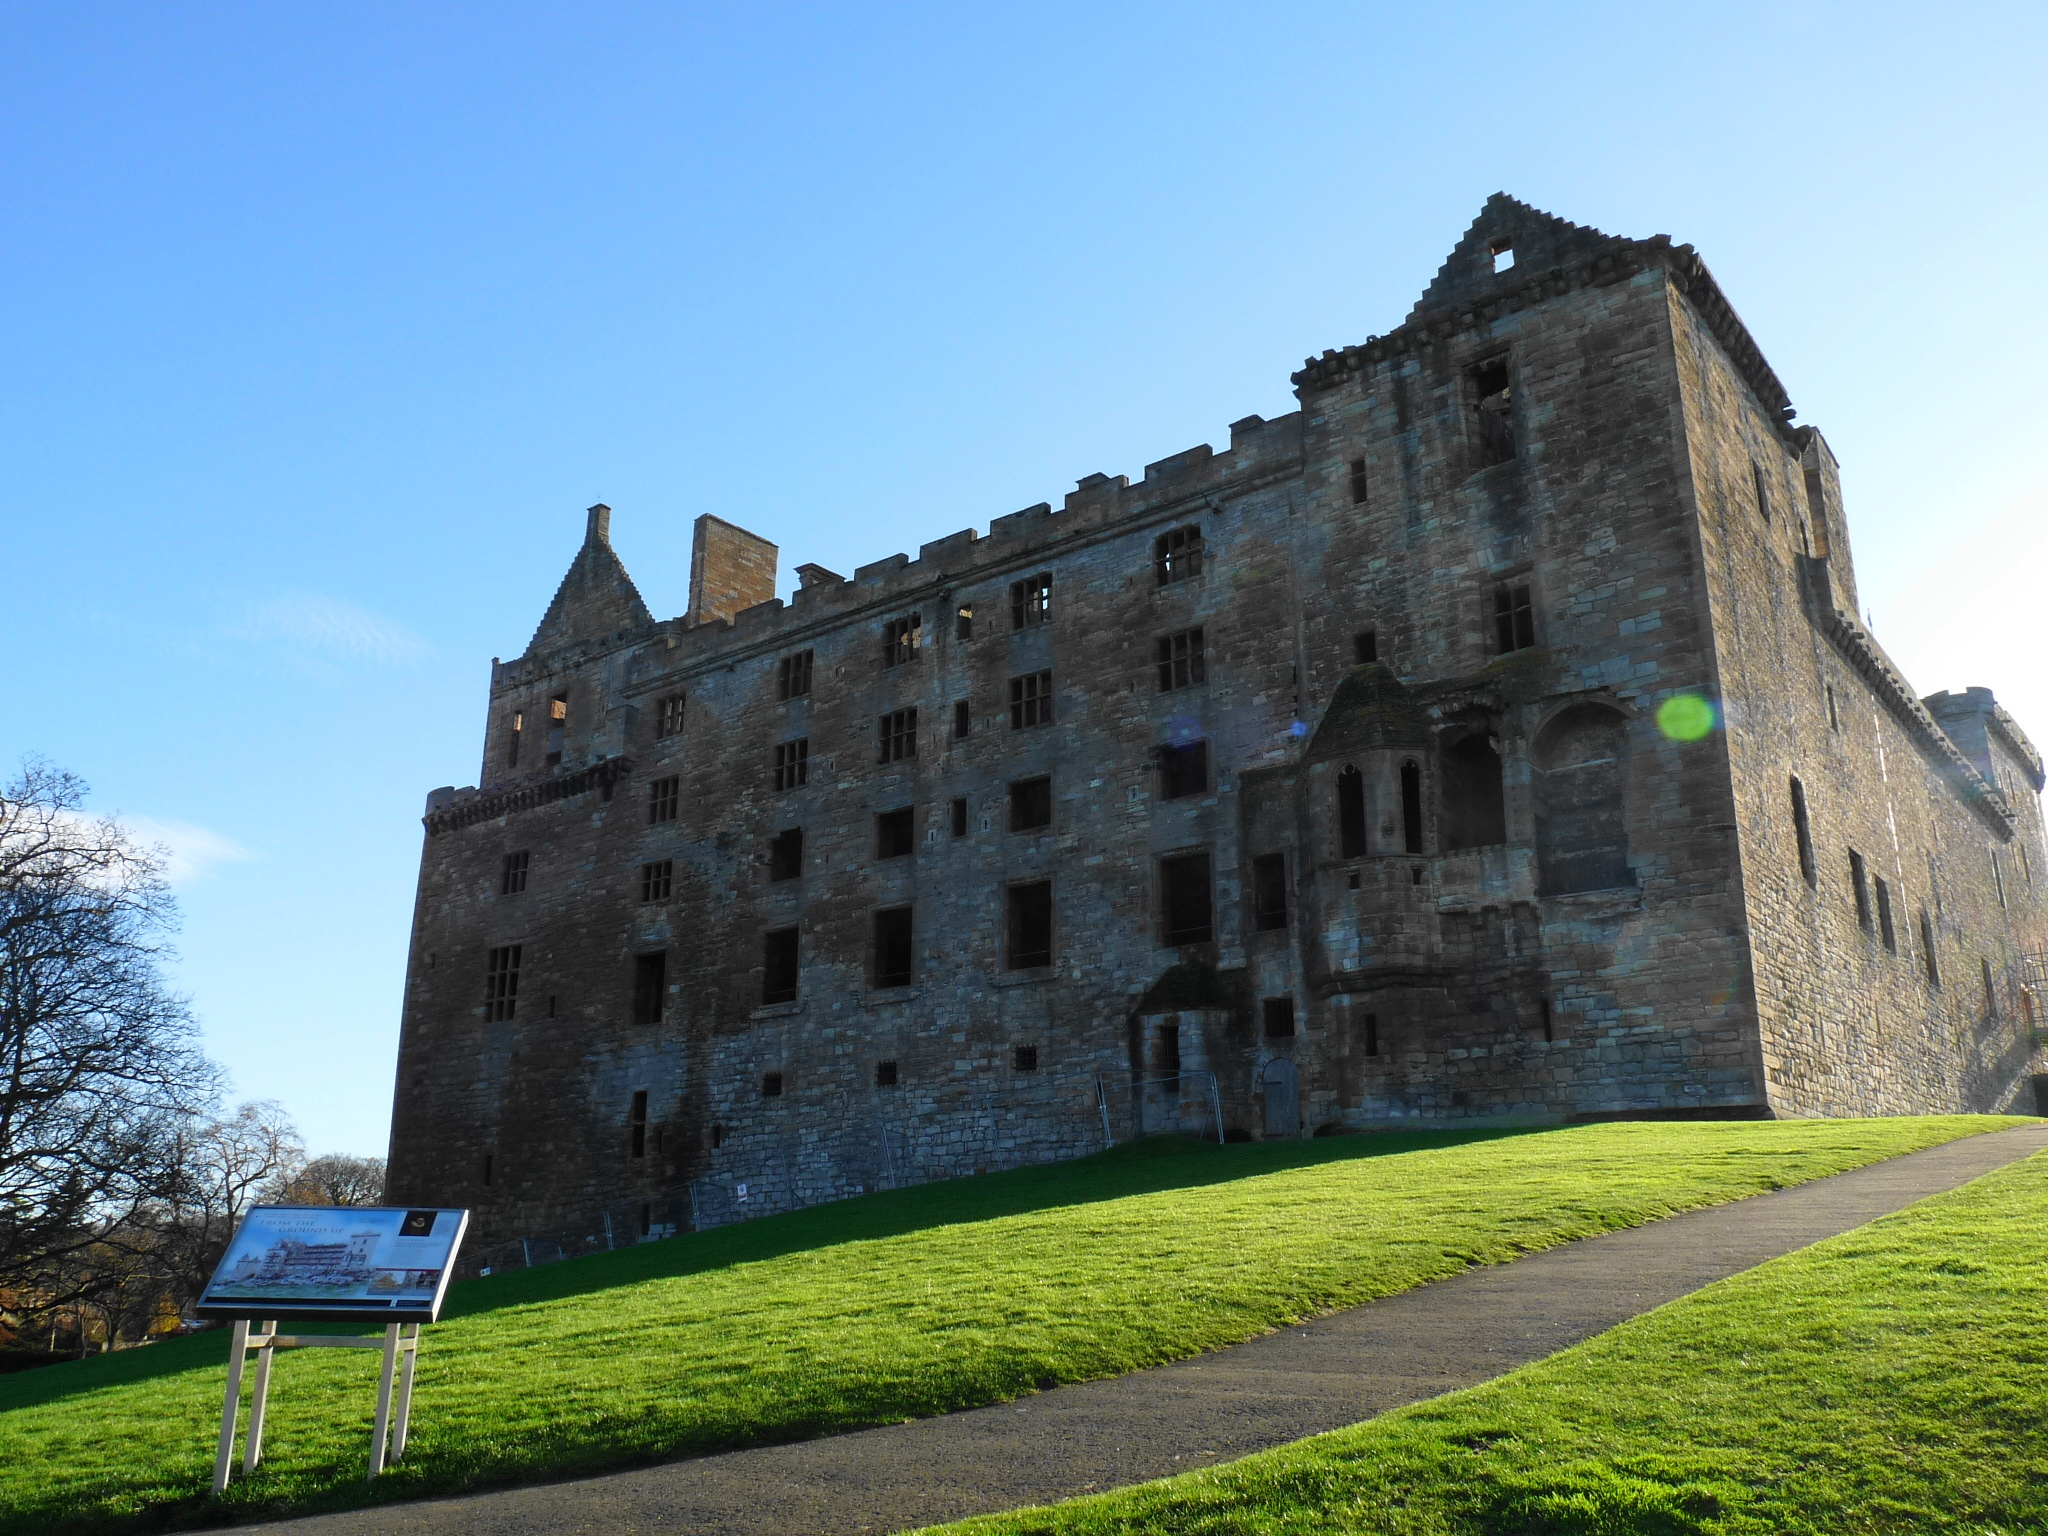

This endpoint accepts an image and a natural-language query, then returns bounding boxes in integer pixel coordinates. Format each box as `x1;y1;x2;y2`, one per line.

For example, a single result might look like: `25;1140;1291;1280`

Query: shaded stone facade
385;196;2048;1239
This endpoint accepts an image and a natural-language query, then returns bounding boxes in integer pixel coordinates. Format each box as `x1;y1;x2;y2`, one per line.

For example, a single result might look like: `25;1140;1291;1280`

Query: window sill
862;986;921;1007
751;1000;805;1020
993;967;1056;987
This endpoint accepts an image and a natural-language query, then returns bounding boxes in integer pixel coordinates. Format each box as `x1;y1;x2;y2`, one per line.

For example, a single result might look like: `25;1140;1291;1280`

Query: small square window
656;694;687;738
1010;573;1052;629
649;775;681;823
883;613;922;667
1353;629;1378;665
639;859;673;903
1158;740;1209;800
1262;997;1296;1038
773;739;810;791
878;709;918;764
1491;243;1514;273
761;1071;784;1098
1009;775;1052;832
1153;526;1204;586
777;650;813;701
1013;1044;1039;1072
500;850;529;896
1155;627;1206;692
768;827;803;882
1009;671;1054;729
875;1059;900;1088
876;806;915;860
761;927;799;1005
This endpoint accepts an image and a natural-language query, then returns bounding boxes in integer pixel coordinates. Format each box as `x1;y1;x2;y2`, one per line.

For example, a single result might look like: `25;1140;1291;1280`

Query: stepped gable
1306;665;1433;762
526;504;655;659
1404;193;1622;325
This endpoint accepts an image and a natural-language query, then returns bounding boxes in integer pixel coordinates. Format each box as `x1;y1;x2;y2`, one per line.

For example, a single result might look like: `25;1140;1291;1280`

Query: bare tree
157;1101;304;1301
262;1152;386;1208
0;759;222;1294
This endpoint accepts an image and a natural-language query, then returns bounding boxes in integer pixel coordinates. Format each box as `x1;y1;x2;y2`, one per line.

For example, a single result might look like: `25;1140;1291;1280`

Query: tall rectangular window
484;945;521;1022
1251;852;1288;931
761;927;799;1005
1009;775;1052;831
1875;876;1898;953
656;695;687;738
1364;1012;1380;1056
1006;880;1053;969
875;806;915;859
629;1089;648;1159
768;827;803;881
1263;997;1296;1038
1790;776;1817;887
1354;630;1378;665
547;693;568;766
777;650;813;700
506;710;523;766
1010;573;1051;629
1155;627;1206;692
1158;739;1209;800
1348;458;1369;505
1160;851;1214;946
648;775;680;824
633;952;666;1024
1010;671;1054;729
1920;910;1940;987
1494;585;1535;653
878;708;918;763
955;603;973;641
1153;526;1204;586
953;700;971;739
1751;461;1772;523
883;613;922;667
1471;357;1513;464
639;859;673;903
950;797;969;837
500;850;529;896
1848;849;1872;930
773;738;809;791
872;906;914;988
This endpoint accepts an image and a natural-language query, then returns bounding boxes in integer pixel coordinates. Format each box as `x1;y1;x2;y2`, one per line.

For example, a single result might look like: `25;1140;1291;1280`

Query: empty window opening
507;710;524;767
1010;775;1053;832
1347;871;1361;891
761;1071;784;1098
1493;584;1535;653
1156;627;1207;691
1337;765;1368;858
1159;739;1210;800
1363;1012;1380;1056
1491;241;1515;272
1010;671;1054;729
1160;851;1215;946
872;906;915;988
883;613;922;667
1826;686;1840;731
1992;849;2008;909
656;694;687;738
485;945;521;1022
1920;910;1940;987
1472;357;1514;464
1157;1022;1181;1073
1348;458;1369;505
710;1123;726;1149
1751;461;1771;523
482;1153;493;1186
546;693;568;766
876;806;915;860
1011;573;1052;629
1354;629;1379;665
954;699;971;739
955;604;973;641
639;859;673;903
1439;728;1507;851
1984;959;2000;1019
501;850;529;896
875;1060;900;1087
1251;852;1289;932
761;927;799;1005
633;952;666;1025
1533;706;1635;895
773;738;810;791
768;827;803;882
1410;865;1424;886
1006;880;1054;968
547;994;557;1018
1263;996;1296;1038
1790;777;1817;886
649;775;680;824
1013;1044;1039;1072
629;1090;648;1159
878;708;918;764
1154;526;1204;586
1539;998;1554;1043
1400;759;1425;854
777;651;813;701
950;797;969;838
1849;850;1872;930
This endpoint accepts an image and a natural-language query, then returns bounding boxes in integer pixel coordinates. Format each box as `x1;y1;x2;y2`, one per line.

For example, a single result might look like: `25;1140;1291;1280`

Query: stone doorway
1262;1058;1300;1138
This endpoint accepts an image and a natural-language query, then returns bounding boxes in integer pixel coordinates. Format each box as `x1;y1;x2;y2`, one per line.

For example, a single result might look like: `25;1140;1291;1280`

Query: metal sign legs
212;1319;422;1494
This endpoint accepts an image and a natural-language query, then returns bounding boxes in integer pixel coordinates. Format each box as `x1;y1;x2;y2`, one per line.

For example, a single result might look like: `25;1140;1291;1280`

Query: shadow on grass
0;1123;1552;1417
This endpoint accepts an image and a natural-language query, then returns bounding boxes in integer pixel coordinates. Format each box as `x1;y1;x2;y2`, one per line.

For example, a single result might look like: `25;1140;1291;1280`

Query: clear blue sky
3;3;2043;1159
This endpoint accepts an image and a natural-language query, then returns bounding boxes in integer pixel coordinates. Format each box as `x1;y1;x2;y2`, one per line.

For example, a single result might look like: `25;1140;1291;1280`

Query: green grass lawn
929;1131;2048;1536
0;1116;2017;1534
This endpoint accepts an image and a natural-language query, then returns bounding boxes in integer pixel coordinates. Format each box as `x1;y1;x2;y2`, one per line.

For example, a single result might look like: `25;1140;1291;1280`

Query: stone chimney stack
586;503;612;545
687;514;778;624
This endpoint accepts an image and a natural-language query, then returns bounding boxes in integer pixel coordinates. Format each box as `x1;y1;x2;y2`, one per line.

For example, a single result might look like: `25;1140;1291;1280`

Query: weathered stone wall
386;196;2048;1242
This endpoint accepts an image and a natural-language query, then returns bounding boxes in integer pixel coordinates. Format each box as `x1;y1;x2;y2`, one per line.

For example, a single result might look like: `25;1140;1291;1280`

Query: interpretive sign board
197;1205;469;1325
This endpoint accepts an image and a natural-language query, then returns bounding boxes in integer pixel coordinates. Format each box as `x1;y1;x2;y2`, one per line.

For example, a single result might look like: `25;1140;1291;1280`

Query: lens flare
1656;693;1717;742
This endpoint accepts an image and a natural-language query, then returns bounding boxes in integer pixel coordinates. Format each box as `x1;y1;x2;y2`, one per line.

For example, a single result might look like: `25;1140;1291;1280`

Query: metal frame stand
212;1319;422;1494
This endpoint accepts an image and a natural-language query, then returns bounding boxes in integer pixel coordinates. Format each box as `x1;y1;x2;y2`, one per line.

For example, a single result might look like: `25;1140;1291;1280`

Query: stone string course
385;194;2048;1241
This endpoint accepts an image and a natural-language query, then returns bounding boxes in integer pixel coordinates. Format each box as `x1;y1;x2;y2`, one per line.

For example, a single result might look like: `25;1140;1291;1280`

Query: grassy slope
933;1139;2048;1536
0;1117;2014;1534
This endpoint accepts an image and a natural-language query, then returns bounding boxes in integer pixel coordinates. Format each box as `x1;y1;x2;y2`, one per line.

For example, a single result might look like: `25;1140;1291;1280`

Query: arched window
1439;726;1506;850
1400;760;1424;854
1533;705;1635;895
1337;765;1367;858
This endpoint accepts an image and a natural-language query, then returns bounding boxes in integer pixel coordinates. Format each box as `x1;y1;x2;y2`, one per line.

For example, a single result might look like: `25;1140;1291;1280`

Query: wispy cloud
226;593;429;665
120;816;257;886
